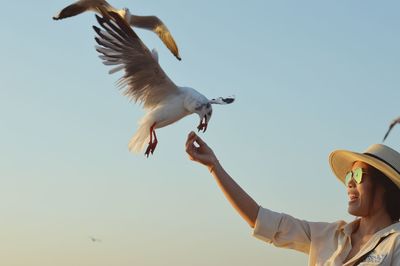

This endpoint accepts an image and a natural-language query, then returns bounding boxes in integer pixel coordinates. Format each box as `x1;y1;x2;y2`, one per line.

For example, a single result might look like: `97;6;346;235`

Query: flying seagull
383;116;400;142
53;0;181;60
89;236;102;242
93;11;235;157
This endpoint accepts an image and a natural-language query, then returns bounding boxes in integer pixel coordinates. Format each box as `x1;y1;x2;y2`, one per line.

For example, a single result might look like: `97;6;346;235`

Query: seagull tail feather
128;120;151;153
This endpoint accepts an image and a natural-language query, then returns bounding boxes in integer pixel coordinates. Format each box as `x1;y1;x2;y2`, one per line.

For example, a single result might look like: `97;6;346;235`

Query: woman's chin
347;205;361;216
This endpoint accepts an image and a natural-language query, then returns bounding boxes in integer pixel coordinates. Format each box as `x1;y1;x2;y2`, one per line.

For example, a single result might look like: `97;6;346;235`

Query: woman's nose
347;178;356;188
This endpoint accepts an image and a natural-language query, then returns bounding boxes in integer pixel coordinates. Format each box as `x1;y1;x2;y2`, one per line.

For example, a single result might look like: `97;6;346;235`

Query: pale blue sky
1;1;400;265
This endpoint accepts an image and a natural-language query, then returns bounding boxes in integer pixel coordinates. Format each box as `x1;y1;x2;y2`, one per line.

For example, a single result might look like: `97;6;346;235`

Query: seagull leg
151;129;158;155
197;116;208;133
145;123;157;157
197;117;204;132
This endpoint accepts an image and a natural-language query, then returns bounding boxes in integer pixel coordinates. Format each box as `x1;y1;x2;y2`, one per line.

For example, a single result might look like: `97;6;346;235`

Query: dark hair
370;166;400;221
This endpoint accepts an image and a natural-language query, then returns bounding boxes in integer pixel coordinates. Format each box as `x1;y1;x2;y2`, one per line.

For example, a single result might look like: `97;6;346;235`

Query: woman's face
347;161;384;217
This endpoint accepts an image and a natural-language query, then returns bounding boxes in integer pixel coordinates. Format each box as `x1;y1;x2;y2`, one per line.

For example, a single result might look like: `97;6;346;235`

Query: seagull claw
197;118;208;133
144;139;158;157
197;123;207;133
144;146;152;157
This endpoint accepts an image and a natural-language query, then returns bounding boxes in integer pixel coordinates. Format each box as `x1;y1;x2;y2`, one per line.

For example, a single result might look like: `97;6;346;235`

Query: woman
185;131;400;265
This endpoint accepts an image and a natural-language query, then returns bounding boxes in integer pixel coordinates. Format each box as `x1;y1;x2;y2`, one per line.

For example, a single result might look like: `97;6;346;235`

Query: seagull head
119;7;132;21
195;102;213;133
194;96;235;133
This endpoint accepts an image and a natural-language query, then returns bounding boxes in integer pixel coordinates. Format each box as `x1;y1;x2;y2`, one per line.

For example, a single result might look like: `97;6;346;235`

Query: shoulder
254;207;347;239
308;219;348;238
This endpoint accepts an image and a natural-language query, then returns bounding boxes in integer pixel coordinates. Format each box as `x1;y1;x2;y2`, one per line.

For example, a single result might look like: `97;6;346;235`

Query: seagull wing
94;11;180;109
53;1;181;60
383;117;400;142
129;15;181;61
383;123;395;142
53;0;112;20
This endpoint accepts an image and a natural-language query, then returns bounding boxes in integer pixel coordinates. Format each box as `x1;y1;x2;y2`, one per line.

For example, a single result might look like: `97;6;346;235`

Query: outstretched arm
185;132;259;228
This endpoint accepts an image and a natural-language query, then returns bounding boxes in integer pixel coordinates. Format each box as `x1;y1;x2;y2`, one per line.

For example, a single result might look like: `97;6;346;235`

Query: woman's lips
348;194;358;203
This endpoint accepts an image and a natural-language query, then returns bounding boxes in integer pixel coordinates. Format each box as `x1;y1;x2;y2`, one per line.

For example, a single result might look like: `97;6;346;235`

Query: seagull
89;236;102;242
92;11;235;157
53;0;181;60
383;116;400;142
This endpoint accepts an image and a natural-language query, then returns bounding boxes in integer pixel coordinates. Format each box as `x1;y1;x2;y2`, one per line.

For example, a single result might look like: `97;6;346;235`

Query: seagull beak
197;115;208;133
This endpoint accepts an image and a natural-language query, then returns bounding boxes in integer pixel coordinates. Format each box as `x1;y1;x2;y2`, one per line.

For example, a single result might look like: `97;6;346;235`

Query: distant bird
89;236;102;242
93;11;235;157
53;0;181;60
383;116;400;142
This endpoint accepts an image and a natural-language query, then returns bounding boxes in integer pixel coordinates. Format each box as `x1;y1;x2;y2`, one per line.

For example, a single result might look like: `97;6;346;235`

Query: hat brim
329;150;400;188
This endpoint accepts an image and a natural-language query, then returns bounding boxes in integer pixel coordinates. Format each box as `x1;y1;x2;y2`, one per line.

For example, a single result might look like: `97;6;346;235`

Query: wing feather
383;117;400;142
94;11;179;108
53;1;181;60
53;2;88;20
129;15;181;60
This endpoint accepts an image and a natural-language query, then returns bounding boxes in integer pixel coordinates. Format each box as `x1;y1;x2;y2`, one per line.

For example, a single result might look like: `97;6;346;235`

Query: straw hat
329;144;400;189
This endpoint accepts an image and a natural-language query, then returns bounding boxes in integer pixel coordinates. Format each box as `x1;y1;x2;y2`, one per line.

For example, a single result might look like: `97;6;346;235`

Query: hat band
364;152;400;175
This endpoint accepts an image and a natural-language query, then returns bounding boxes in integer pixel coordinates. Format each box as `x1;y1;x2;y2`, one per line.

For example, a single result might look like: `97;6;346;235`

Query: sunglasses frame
345;167;367;186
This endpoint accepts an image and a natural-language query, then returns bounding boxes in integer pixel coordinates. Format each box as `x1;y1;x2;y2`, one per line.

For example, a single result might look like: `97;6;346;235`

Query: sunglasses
345;167;367;186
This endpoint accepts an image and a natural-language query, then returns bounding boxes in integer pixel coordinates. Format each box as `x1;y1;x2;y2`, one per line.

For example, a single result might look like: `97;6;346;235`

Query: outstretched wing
53;1;181;60
53;0;112;20
383;117;400;142
93;11;180;109
53;2;89;20
129;15;181;61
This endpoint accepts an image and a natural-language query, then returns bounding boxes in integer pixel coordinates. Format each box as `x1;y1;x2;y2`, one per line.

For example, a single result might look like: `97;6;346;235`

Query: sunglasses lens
353;168;363;184
345;172;352;186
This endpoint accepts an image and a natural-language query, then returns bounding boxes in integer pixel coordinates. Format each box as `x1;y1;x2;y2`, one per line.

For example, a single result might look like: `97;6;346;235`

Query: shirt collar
378;221;400;238
343;219;360;237
342;219;400;238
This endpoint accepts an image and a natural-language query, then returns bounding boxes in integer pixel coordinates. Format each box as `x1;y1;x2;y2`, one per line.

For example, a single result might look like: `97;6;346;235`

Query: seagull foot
144;141;158;157
197;123;207;133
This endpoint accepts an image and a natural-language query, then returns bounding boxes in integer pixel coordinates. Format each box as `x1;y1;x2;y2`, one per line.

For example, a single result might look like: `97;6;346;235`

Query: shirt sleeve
252;207;312;254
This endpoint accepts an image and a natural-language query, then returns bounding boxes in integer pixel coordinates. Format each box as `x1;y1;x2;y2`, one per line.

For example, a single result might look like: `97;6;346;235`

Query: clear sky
1;1;400;265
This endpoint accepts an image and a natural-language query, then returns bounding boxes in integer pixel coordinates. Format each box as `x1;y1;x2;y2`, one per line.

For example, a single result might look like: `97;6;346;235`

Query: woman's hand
185;132;259;227
185;131;218;168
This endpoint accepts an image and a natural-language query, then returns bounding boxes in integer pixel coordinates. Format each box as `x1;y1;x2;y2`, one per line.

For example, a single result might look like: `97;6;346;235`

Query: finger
187;131;197;142
185;137;192;149
186;147;198;159
185;144;193;155
194;134;206;146
185;133;195;146
188;131;196;138
185;140;197;155
185;140;196;152
186;131;197;142
186;132;199;148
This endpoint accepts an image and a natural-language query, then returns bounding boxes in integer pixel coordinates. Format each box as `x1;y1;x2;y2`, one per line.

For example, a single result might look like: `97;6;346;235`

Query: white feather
128;118;151;153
